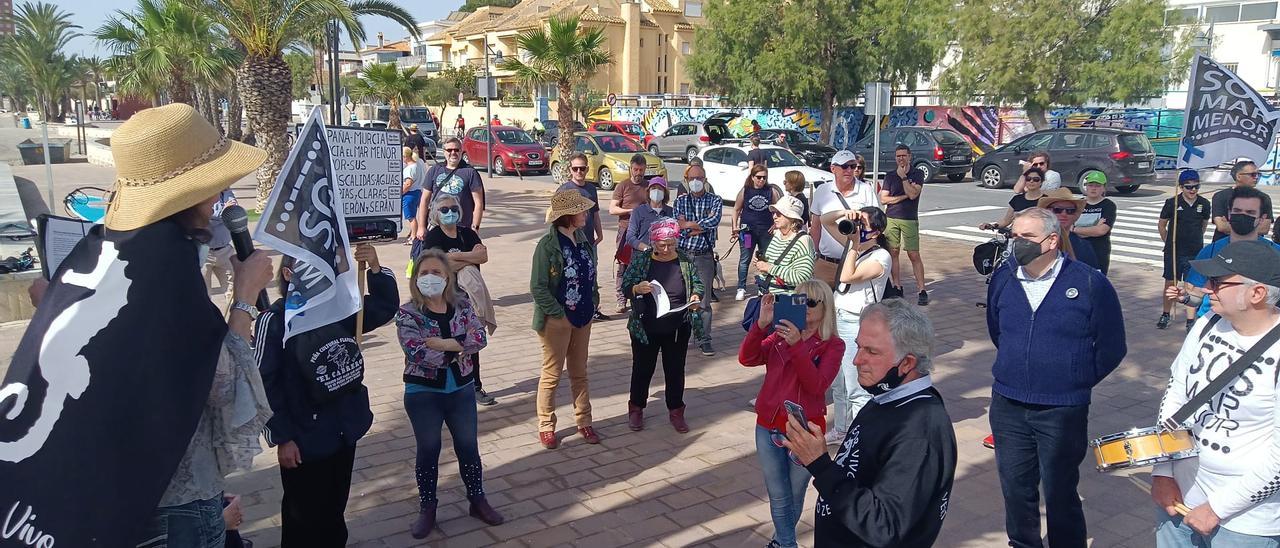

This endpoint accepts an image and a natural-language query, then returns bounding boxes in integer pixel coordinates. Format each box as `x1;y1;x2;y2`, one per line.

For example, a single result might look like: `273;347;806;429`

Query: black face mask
864;358;908;395
1229;213;1258;236
1011;236;1049;266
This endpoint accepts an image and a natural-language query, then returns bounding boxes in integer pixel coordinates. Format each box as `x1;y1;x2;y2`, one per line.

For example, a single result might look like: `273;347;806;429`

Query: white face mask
649;189;665;203
416;273;447;297
687;178;705;193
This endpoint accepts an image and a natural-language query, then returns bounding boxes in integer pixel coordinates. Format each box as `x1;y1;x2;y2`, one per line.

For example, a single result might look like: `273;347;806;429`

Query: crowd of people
17;102;1280;548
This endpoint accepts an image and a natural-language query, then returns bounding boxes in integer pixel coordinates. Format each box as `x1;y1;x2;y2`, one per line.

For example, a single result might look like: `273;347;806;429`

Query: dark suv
972;128;1155;194
756;129;836;170
851;126;974;182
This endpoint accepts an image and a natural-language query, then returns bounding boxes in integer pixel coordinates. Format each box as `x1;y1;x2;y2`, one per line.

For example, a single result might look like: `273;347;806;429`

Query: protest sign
325;125;402;232
1179;54;1280;169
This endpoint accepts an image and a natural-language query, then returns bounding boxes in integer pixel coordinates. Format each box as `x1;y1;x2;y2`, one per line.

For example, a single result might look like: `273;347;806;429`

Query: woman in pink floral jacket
395;249;504;539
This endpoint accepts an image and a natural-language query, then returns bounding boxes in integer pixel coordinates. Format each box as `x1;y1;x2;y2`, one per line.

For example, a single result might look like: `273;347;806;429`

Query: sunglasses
569;166;588;172
835;163;858;170
438;206;461;214
1240;171;1260;178
805;298;822;308
1026;177;1043;183
1031;161;1047;166
753;175;767;180
1182;184;1200;190
1207;278;1246;292
443;148;461;154
854;164;865;170
1051;207;1077;215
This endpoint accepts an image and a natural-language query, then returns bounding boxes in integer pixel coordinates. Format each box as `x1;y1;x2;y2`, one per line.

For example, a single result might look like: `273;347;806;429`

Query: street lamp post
483;35;503;177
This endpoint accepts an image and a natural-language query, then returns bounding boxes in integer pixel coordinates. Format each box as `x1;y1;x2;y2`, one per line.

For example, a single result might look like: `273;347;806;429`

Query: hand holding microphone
221;204;273;311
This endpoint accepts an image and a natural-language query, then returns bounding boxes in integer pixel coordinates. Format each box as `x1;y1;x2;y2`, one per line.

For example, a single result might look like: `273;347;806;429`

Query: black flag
0;221;226;546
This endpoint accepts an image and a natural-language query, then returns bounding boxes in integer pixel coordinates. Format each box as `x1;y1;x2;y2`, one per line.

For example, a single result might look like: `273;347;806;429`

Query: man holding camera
812;150;879;288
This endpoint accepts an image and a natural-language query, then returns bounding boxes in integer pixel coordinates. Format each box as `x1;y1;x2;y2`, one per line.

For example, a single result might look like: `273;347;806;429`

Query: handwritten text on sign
324;127;402;224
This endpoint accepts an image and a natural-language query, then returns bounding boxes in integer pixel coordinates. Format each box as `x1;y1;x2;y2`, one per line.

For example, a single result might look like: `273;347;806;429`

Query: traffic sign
607;93;617;106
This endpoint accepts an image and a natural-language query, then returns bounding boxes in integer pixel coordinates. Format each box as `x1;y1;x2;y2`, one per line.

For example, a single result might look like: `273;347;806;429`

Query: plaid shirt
673;191;723;254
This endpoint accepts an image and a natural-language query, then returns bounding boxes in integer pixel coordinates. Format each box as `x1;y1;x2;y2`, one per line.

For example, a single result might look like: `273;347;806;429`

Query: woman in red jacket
738;279;843;548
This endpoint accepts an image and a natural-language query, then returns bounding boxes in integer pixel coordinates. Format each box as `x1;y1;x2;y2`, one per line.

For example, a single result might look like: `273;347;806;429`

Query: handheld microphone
220;204;272;311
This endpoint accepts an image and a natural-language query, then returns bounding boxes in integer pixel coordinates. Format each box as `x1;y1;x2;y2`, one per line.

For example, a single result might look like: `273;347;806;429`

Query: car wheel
550;162;567;184
492;156;506;176
648;144;660;157
598;167;616;191
686;147;699;164
913;162;933;182
1114;184;1139;195
948;173;965;183
980;165;1005;189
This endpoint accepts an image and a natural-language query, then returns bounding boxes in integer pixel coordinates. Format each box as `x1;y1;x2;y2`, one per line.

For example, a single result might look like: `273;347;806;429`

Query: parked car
548;131;666;190
756;129;836;170
589;120;653;147
971;128;1155;194
461;125;549;175
349;119;387;129
539;119;587;148
851;126;973;182
698;144;831;203
375;106;438;141
648;112;736;163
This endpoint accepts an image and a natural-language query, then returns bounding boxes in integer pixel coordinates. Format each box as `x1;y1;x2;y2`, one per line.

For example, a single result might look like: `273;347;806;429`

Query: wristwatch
231;300;260;320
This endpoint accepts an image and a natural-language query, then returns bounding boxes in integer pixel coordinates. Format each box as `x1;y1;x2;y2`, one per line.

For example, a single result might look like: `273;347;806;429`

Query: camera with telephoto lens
837;216;863;236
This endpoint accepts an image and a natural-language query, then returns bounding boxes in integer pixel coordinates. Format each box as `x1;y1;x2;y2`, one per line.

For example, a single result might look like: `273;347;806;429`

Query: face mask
858;229;876;243
864;358;908;395
649;189;665;203
440;210;461;226
416;273;447;297
1229;213;1257;236
687;178;705;193
1011;236;1048;266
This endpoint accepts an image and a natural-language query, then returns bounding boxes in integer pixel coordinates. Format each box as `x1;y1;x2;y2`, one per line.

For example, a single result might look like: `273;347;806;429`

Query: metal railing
395;57;446;72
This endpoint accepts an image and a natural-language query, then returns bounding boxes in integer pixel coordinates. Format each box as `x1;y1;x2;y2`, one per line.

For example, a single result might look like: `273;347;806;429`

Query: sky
55;0;463;58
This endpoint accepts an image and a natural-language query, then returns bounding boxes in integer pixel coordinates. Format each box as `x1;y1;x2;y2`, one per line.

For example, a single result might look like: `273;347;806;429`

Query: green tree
5;2;81;122
938;0;1195;129
459;0;519;12
284;51;316;100
499;15;613;157
687;0;952;142
347;62;428;129
565;82;604;122
181;0;419;211
420;76;458;126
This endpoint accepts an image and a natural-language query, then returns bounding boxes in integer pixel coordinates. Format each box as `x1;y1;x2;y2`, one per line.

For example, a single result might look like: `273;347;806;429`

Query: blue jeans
989;392;1089;548
405;386;485;509
755;425;810;548
831;310;871;433
1156;508;1280;547
136;494;225;548
737;228;772;291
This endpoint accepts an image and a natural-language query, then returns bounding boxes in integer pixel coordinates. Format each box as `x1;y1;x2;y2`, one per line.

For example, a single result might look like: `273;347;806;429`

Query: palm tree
347;63;427;130
5;2;81;122
181;0;419;211
499;15;613;158
80;56;106;113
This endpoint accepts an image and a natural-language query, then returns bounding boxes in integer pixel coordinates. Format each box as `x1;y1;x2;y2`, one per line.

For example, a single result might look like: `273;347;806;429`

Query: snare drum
1091;427;1197;472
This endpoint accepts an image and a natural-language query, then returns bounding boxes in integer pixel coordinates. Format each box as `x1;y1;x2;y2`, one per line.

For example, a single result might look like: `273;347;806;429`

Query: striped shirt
762;232;815;293
673;191;723;254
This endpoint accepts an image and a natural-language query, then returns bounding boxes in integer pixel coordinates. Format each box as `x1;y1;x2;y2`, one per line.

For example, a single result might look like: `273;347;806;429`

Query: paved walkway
1;169;1193;547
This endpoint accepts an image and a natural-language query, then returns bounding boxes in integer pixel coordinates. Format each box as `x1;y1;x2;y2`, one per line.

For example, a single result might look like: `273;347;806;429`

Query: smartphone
783;400;808;428
774;293;808;331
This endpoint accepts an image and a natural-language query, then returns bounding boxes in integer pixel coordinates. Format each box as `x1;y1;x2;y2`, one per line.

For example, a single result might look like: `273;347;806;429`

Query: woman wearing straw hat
5;103;274;546
529;190;601;449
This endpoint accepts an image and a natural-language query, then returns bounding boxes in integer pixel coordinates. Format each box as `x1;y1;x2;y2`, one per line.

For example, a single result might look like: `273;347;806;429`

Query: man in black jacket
255;244;399;548
785;298;957;547
404;123;427;161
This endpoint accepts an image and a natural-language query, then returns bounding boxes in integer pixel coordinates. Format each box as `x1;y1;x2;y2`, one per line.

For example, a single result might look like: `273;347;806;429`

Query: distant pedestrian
812;151;879;288
738;280;843;548
979;167;1045;231
673;163;723;356
624;218;705;433
1157;170;1210;330
1037;188;1101;270
626;177;675;253
747;136;768;169
751;119;762;137
416;137;485;241
529;190;601;449
1071;171;1116;275
404;123;427;160
490;115;501;125
782;170;809;229
732;164;782;299
609;154;654;314
396;250;504;539
204;189;238;302
531;118;545;140
401;146;427;244
1012;150;1061;192
1211;160;1274;241
455;115;465;138
880;144;929;305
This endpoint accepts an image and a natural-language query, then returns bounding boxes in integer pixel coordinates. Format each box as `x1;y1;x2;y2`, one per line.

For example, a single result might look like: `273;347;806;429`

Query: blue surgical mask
858;229;875;243
440;211;461;226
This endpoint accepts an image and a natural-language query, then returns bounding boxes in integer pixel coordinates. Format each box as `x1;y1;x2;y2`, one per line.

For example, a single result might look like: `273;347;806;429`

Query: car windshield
782;131;816;144
621;123;645;136
399;108;432;123
495;130;535;144
932;130;966;144
543;120;559;130
765;149;804;167
596;135;643;153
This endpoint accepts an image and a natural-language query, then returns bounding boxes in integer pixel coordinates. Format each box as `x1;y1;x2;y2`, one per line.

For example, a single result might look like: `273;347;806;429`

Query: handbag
740;232;805;331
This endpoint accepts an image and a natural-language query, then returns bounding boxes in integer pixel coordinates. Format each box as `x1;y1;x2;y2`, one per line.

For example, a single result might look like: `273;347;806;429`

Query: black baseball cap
1190;240;1280;286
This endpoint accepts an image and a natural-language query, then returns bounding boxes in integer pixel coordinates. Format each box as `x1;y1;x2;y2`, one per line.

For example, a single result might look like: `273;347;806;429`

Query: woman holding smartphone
737;279;843;548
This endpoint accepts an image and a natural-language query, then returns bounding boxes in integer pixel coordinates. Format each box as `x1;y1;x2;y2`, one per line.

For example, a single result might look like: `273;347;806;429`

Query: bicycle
972;225;1012;308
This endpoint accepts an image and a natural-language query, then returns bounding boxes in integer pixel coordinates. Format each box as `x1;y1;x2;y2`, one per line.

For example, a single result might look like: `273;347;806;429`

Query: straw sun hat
105;103;267;231
545;189;595;223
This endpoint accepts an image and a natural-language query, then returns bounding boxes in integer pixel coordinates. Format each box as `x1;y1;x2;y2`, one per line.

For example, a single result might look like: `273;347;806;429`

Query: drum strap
1163;315;1280;431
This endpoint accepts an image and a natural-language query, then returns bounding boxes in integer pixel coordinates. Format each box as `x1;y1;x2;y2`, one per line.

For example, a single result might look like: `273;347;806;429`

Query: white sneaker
735;288;746;301
824;429;846;446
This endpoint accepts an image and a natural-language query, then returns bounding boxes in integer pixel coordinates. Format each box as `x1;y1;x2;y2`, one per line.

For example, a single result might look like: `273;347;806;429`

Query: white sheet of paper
41;216;93;278
649;279;693;317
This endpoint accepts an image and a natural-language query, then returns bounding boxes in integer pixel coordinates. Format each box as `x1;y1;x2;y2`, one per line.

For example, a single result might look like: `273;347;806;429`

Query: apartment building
1165;0;1280;107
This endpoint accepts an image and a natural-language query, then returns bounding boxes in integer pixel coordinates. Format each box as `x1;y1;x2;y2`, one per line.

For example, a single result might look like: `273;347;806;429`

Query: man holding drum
1151;240;1280;546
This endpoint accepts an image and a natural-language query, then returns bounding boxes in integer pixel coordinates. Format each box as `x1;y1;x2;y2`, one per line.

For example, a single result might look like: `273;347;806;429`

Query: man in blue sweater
986;207;1126;548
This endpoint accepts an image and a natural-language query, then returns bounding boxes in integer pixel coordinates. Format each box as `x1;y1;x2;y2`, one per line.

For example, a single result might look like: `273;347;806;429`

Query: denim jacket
395;296;488;389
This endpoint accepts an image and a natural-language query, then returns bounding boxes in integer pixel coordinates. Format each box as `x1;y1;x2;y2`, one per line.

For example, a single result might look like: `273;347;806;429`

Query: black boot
410;501;437;539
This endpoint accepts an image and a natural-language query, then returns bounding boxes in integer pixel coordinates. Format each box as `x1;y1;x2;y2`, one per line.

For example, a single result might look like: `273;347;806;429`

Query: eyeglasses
1181;184;1200;190
443;148;461;154
1207;278;1247;292
1240;171;1260;178
1051;207;1077;215
569;166;588;172
438;206;461;214
1026;177;1043;183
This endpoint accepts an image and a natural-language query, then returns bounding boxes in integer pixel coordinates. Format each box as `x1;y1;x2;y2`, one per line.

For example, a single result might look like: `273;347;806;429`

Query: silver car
647;113;735;163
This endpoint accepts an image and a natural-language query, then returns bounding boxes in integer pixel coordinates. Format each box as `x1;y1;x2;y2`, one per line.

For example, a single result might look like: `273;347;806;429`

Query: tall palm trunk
227;83;243;141
240;54;293;211
555;80;574;161
388;98;402;130
170;65;194;105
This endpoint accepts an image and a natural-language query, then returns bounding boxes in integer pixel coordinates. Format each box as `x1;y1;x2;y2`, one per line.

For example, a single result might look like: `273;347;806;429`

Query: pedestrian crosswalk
920;201;1215;269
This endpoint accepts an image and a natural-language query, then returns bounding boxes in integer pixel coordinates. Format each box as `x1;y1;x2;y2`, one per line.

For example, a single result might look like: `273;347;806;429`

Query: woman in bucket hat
530;190;602;449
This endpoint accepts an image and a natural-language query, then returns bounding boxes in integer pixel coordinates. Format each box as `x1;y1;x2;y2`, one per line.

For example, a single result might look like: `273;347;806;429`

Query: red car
461;125;549;175
590;120;653;147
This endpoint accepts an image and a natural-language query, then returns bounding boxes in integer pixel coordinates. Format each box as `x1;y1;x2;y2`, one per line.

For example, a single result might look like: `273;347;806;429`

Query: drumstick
1128;476;1191;516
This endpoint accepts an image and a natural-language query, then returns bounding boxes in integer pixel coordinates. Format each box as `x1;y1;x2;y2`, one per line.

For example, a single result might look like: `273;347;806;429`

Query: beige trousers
536;317;593;432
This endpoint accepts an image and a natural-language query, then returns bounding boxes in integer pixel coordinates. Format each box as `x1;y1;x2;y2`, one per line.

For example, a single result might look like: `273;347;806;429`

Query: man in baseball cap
811;150;879;288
